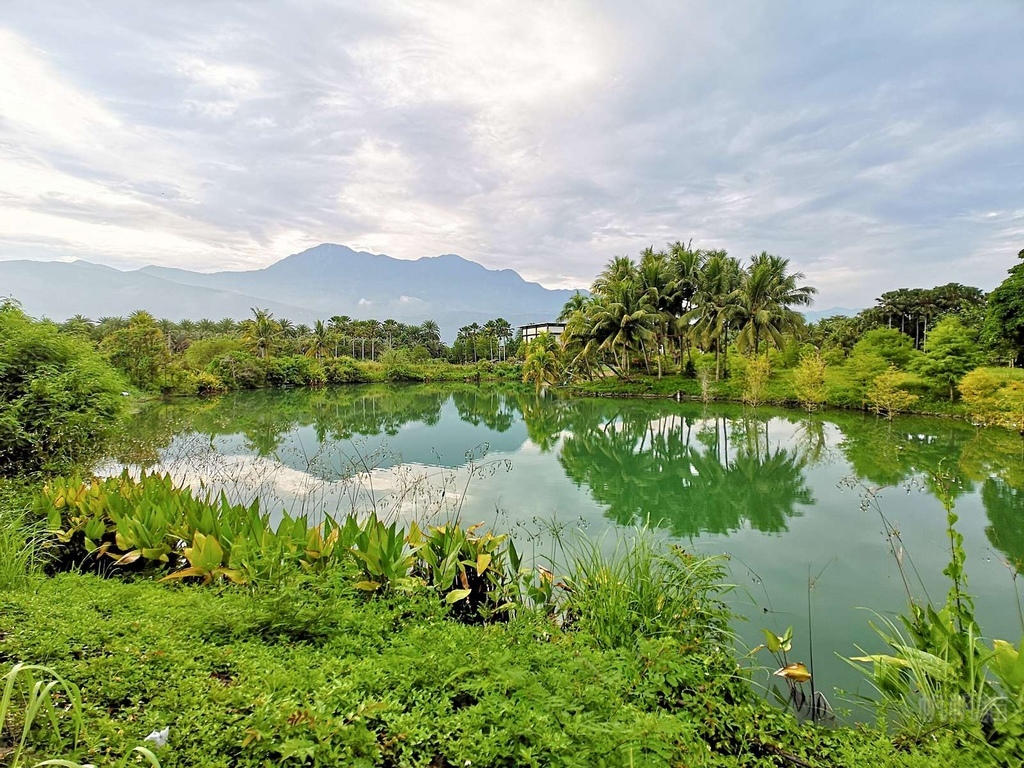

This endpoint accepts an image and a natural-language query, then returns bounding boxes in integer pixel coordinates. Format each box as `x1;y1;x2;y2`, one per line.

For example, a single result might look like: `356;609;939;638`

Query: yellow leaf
773;662;812;683
476;553;492;576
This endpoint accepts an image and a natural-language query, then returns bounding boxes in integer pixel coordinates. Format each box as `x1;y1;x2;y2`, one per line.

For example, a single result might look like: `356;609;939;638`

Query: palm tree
582;280;660;377
492;317;513;361
637;247;673;376
685;251;743;379
196;318;217;338
382;319;401;349
420;320;442;357
305;319;331;360
522;332;563;391
730;252;816;356
465;322;481;363
666;241;706;365
278;318;296;339
558;292;590;322
365;319;382;360
241;308;281;358
216;317;237;334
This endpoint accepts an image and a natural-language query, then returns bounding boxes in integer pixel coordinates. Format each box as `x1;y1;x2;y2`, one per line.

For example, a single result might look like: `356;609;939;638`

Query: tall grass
557;527;732;650
0;663;83;768
0;507;39;591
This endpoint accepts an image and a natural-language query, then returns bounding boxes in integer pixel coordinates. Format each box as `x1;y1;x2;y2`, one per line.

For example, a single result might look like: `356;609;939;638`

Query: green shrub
324;356;371;384
183;337;244;371
559;530;730;650
0;302;126;475
264;355;326;388
207;351;266;389
379;349;426;382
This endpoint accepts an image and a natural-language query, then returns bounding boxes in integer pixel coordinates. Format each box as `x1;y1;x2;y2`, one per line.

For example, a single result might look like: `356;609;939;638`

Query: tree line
521;244;1024;428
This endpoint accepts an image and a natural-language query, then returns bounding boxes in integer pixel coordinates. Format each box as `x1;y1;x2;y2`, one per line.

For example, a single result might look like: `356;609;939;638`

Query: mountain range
0;243;857;338
0;244;584;340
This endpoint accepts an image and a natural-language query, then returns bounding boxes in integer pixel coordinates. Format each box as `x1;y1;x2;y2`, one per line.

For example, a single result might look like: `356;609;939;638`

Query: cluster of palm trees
238;310;444;361
860;284;986;349
452;319;515;363
60;310;447;361
558;243;816;380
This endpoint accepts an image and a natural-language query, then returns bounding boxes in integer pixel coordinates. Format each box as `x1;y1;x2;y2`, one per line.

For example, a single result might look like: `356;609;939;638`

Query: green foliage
0;302;126;475
39;472;353;584
559;530;730;651
182;337;244;371
379;348;426;382
522;332;563;391
323;356;372;384
264;355;326;388
866;366;919;419
740;354;771;406
851;328;918;369
959;367;1024;431
0;662;85;768
1;572;962;767
207;351;266;389
100;311;171;390
850;472;1024;762
915;316;983;401
986;249;1024;366
0;511;37;592
792;349;828;410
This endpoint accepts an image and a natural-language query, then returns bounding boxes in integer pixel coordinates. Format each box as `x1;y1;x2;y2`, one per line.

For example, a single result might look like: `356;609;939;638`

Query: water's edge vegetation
3;245;1024;765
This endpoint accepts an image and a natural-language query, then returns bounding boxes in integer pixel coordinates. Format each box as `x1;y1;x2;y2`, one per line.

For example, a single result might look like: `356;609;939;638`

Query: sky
0;1;1022;309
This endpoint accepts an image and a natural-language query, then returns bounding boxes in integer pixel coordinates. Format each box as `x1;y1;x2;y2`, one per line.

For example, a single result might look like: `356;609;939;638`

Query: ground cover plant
1;559;959;767
4;470;1018;766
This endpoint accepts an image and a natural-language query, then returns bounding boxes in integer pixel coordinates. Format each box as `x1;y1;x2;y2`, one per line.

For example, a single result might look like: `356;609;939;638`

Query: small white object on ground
144;726;170;747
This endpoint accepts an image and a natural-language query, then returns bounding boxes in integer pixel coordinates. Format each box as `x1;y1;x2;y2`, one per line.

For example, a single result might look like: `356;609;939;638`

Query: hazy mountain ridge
1;244;585;339
802;307;861;323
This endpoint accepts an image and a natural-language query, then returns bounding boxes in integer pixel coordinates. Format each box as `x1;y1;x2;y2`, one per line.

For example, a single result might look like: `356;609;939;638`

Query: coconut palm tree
584;281;660;377
666;241;706;365
522;332;563;391
730;252;816;356
558;292;590;322
241;308;281;359
305;319;331;360
637;247;674;376
420;319;442;357
685;251;743;379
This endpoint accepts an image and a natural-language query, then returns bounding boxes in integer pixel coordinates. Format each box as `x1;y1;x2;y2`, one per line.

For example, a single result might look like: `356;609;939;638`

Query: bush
324;356;371;384
0;302;126;475
961;367;1024;431
264;355;326;388
866;366;919;419
380;349;426;382
183;337;244;371
208;351;266;389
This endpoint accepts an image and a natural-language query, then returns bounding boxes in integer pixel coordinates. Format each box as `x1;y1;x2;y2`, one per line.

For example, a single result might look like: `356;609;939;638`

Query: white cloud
0;2;1022;305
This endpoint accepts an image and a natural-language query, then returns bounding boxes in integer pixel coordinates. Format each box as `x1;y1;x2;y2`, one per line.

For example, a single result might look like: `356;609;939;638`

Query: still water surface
104;384;1024;712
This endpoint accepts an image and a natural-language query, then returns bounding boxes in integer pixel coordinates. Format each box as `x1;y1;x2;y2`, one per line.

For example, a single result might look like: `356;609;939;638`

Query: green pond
104;384;1024;714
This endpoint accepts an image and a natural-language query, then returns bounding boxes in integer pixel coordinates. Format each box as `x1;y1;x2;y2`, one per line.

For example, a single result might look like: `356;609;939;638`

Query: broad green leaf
445;588;472;604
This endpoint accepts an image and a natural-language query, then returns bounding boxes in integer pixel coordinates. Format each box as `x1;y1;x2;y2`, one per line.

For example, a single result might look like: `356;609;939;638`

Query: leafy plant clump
0;302;126;476
1;573;960;768
849;471;1024;765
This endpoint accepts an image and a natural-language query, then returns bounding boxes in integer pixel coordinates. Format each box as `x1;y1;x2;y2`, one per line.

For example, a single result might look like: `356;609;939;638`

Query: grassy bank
1;572;959;768
563;366;1023;420
1;471;1008;767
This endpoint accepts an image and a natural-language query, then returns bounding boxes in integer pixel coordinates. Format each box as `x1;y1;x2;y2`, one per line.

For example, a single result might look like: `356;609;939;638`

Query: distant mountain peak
2;244;586;340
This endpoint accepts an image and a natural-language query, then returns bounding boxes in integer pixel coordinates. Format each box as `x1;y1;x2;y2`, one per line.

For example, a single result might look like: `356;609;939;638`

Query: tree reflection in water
554;401;814;536
108;386;1024;559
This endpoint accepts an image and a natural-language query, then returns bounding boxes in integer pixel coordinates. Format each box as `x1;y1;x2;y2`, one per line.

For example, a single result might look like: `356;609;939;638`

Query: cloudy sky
1;1;1021;308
